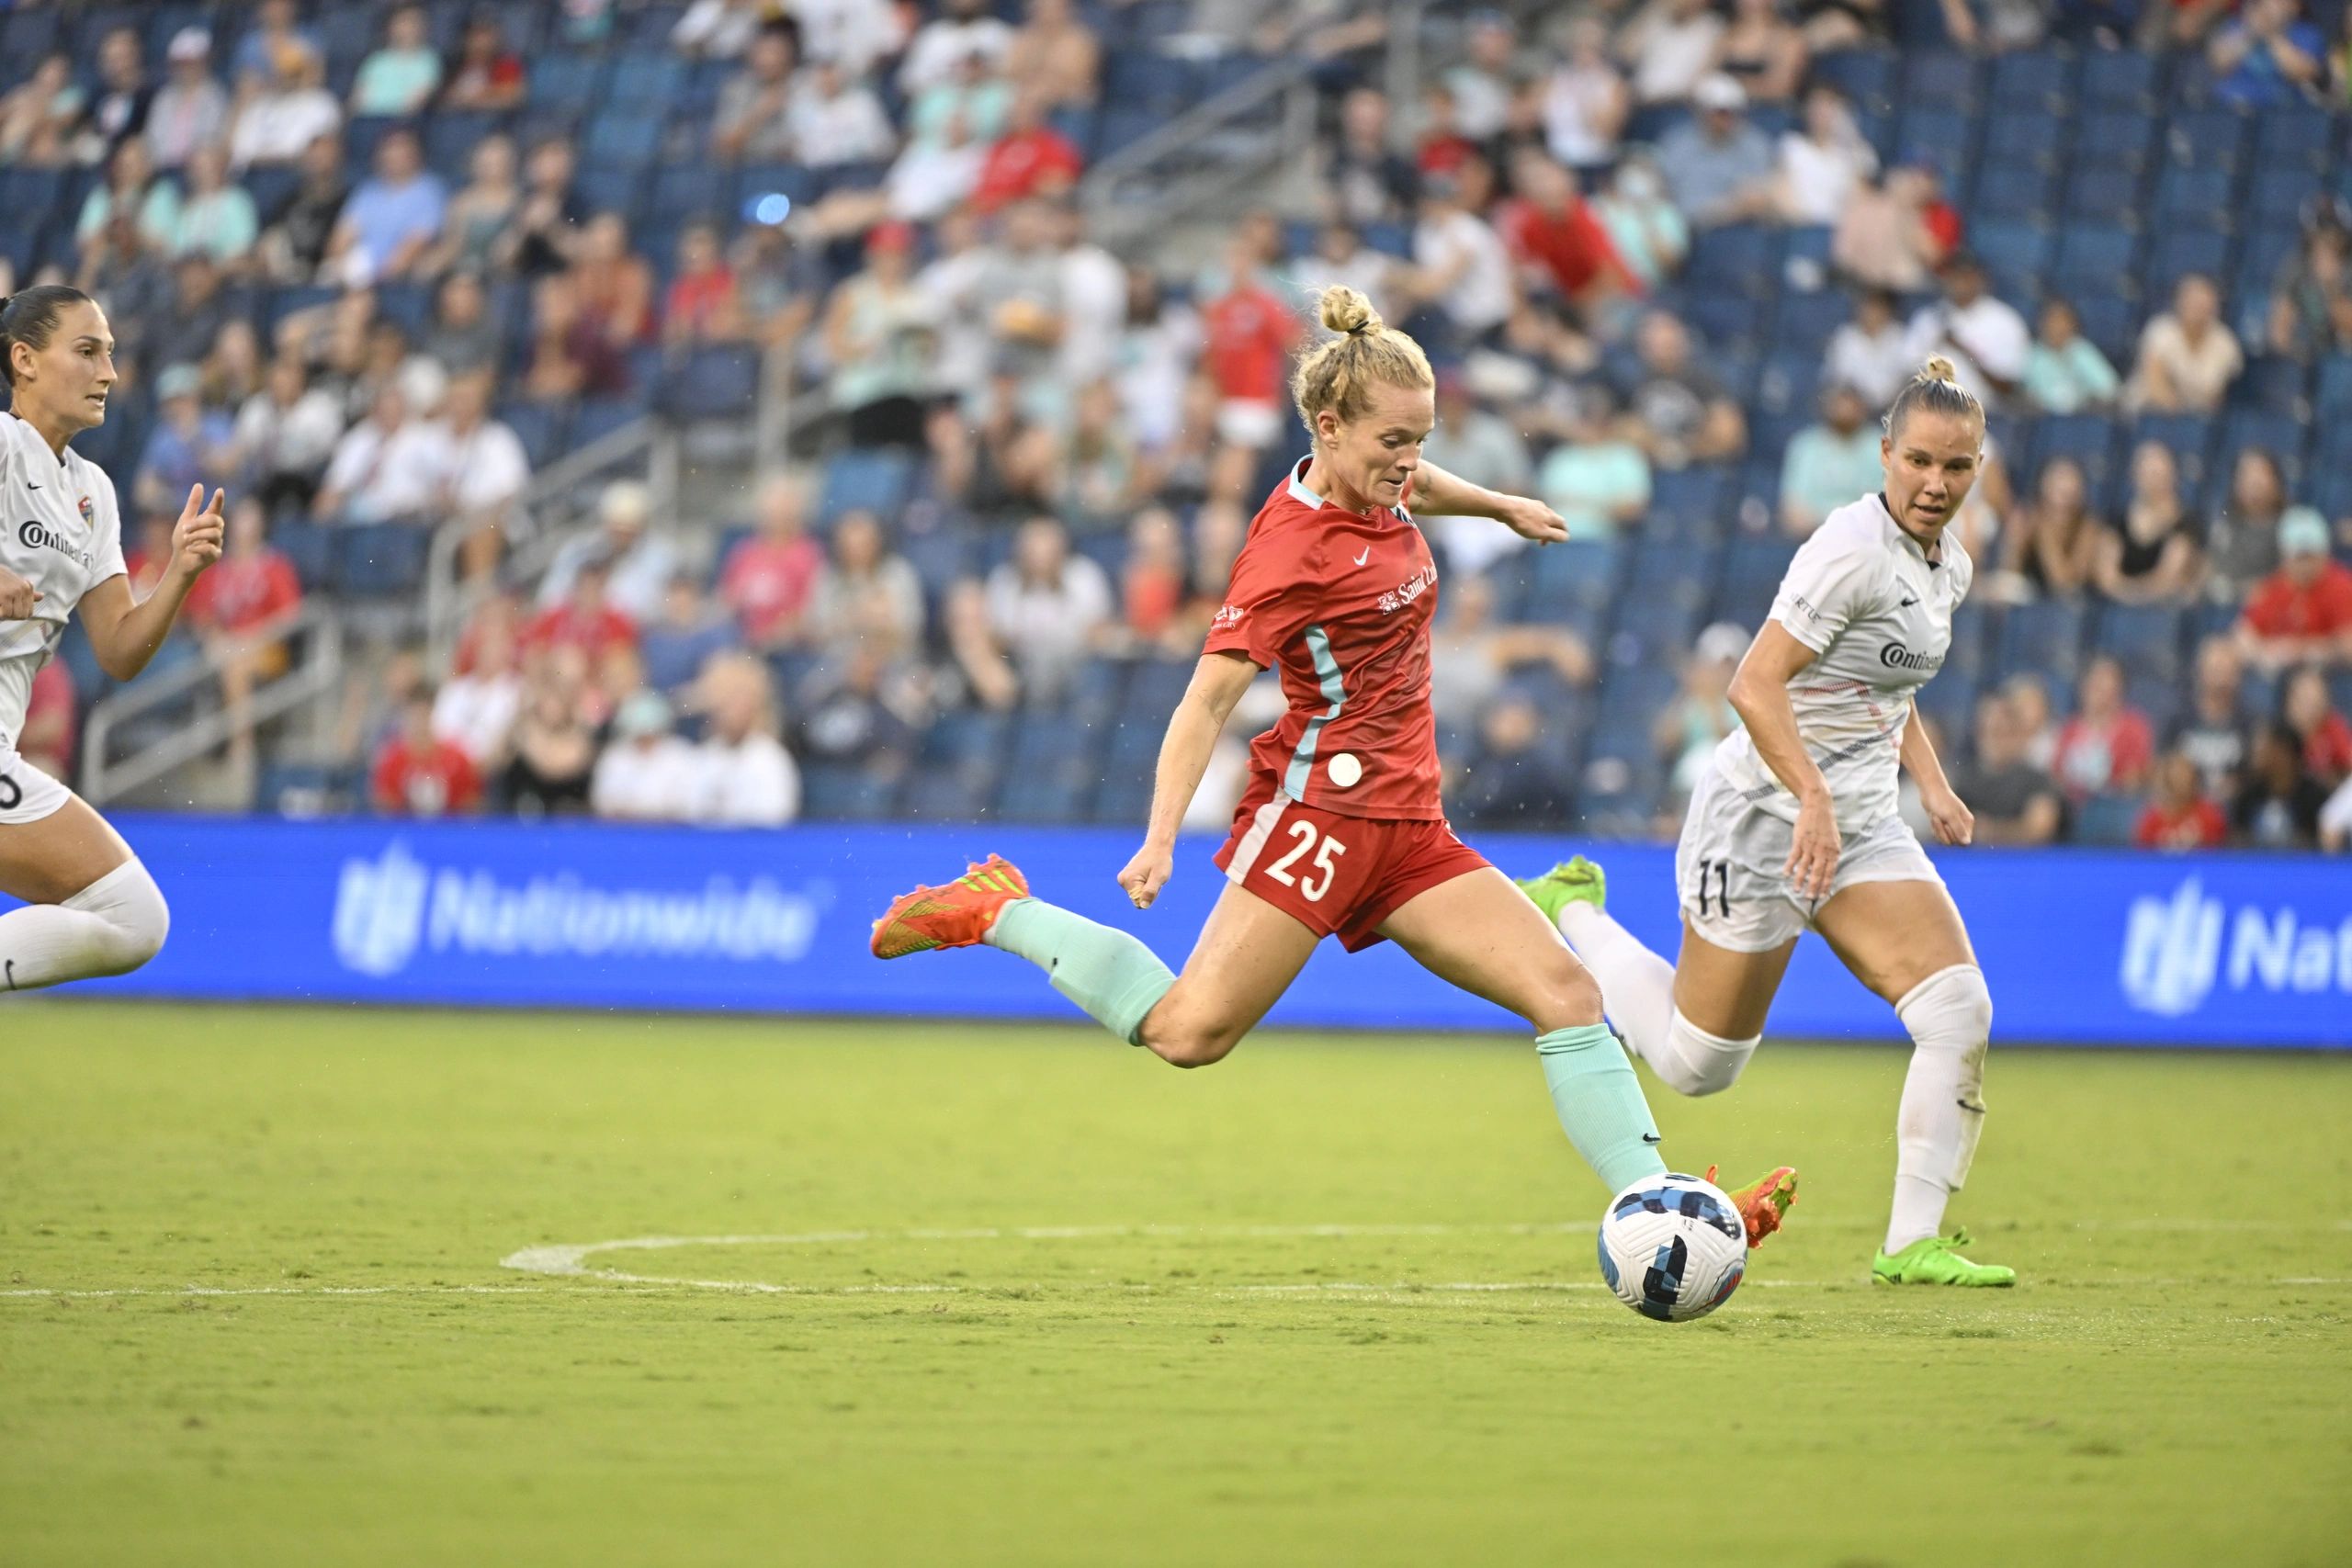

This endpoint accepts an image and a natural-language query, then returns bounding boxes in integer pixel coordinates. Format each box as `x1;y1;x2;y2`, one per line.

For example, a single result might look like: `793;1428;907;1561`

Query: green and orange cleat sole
869;855;1031;960
1710;1163;1799;1249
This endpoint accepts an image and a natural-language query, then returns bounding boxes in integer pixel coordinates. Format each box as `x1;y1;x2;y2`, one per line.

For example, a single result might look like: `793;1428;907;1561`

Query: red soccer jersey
1203;458;1445;820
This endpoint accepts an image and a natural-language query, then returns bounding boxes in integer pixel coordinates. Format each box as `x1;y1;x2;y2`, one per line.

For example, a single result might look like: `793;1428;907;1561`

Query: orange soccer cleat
869;855;1032;959
1709;1164;1799;1249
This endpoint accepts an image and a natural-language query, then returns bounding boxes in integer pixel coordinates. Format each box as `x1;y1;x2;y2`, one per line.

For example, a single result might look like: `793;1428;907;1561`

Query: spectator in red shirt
371;687;482;816
662;220;746;347
186;495;302;641
2135;750;2229;849
1415;85;1477;179
2052;655;2155;800
439;13;526;111
2281;663;2352;785
972;91;1083;215
1199;234;1304;451
718;471;823;648
2238;507;2352;671
523;555;639;662
1498;151;1628;312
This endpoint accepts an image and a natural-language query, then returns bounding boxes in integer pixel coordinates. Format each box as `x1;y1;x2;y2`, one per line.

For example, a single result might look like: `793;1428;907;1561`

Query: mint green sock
1535;1024;1669;1194
984;898;1176;1046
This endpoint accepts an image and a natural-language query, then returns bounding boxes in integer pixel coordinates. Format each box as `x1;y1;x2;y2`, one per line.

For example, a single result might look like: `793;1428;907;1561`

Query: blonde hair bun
1917;355;1960;384
1317;285;1381;337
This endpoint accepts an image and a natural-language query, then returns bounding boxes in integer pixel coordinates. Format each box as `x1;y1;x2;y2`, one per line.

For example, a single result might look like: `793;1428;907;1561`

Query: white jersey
0;413;128;750
1712;492;1972;834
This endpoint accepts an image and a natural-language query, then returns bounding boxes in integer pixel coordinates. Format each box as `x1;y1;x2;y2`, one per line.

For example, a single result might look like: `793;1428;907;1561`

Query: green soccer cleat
1517;856;1607;925
1871;1229;2017;1288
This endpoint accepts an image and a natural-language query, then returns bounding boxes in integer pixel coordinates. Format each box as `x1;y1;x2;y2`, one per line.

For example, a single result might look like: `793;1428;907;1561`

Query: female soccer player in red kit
874;286;1796;1241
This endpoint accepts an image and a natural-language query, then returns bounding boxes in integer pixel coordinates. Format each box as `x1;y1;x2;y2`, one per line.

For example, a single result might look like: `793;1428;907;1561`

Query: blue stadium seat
2143;227;2233;298
2251;165;2323;229
271;519;336;592
1972;162;2057;223
572;393;651;448
2051;222;2142;295
1899;51;1979;109
1104;51;1199;111
1525;538;1623;625
801;763;893;820
571;162;645;220
2232;355;2309;418
2220;410;2307;490
1770;288;1849;354
1996;599;2088;684
2164;107;2248;172
1686;223;1779;299
424;112;506;181
496;402;570;469
658;345;759;423
2256;104;2336;172
2075;110;2156;169
531;54;609;120
609;54;687;110
333;524;433;599
1810;50;1897;114
1893;107;1972;186
0;5;58;59
898;526;973;604
1648;468;1732;541
2096;604;2189;685
1687;293;1769;355
2061;165;2144;225
1717;536;1800;630
2317;355;2352;423
1987;48;2072;113
2154;166;2236;230
2075;792;2143;846
0;167;64;234
2080;50;2163;112
1970;219;2052;303
818;450;920;524
1093;105;1162;160
899;773;989;823
373;281;434;339
650;164;733;228
2069;294;2141;369
584;112;664;171
2130;412;2216;497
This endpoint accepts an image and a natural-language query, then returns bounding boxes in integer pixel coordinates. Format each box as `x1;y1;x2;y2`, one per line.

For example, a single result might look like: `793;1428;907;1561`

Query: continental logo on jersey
1377;563;1438;615
17;519;93;570
1879;642;1944;672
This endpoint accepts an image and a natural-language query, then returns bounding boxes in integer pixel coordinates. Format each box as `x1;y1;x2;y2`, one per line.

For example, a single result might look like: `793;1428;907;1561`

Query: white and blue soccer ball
1597;1172;1747;1322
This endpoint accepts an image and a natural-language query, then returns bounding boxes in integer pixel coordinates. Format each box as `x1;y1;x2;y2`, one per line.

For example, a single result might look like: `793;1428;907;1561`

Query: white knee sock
1884;964;1993;1254
1652;1010;1760;1097
1556;903;1678;1072
0;860;171;993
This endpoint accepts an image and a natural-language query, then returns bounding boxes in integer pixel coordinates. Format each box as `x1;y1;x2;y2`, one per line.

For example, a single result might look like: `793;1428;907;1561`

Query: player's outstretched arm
1899;700;1974;846
1726;622;1841;898
1117;651;1256;909
80;483;224;680
1408;461;1569;544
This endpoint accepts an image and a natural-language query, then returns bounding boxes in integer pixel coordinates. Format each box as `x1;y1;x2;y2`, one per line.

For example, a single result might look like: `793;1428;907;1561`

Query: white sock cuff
1666;1010;1759;1053
1894;963;1985;1022
62;858;156;913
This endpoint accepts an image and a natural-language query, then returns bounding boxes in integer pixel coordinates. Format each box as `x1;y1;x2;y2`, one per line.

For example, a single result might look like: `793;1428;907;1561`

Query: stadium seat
801;763;893;820
1648;468;1733;543
1987;48;2072;114
496;402;571;470
531;54;609;120
658;345;760;423
584;112;664;171
818;450;920;524
424;112;506;180
2143;227;2233;298
2080;50;2164;112
2256;104;2337;172
2075;110;2156;169
2164;107;2247;172
1972;161;2058;224
609;55;688;110
2154;166;2237;231
1686;224;1779;299
1770;289;1849;355
2096;604;2189;686
2317;355;2352;423
0;5;58;59
333;523;433;600
1996;599;2088;684
2251;165;2324;230
2232;356;2310;418
1899;51;1979;109
1893;107;1972;186
1810;51;1897;115
272;519;336;593
2060;166;2144;227
899;773;989;823
2220;410;2307;491
1717;536;1800;631
2051;223;2142;296
2075;792;2143;846
1971;219;2052;302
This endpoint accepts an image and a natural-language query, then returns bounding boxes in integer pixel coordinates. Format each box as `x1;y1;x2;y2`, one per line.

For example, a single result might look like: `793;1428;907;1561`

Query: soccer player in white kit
1519;358;2016;1286
0;287;222;993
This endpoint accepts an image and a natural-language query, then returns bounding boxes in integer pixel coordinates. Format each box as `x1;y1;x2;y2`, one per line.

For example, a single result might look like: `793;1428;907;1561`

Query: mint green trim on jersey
1283;624;1348;799
1285;457;1323;508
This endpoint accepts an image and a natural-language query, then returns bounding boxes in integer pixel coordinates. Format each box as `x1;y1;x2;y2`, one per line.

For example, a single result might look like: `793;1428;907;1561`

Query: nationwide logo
2119;875;2352;1017
331;840;829;978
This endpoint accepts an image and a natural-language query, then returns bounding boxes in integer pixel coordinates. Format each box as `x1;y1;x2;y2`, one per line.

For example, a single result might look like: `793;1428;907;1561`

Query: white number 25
1263;820;1347;902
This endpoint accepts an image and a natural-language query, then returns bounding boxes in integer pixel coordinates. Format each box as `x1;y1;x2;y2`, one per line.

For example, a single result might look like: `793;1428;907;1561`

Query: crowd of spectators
3;0;2349;848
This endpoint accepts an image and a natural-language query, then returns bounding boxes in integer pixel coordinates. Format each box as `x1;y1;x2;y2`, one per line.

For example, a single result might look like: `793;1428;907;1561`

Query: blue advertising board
29;815;2352;1048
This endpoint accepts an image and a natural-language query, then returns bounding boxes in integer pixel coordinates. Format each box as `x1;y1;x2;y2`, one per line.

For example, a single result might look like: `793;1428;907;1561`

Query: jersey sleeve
91;468;127;582
1204;532;1317;669
1769;527;1883;654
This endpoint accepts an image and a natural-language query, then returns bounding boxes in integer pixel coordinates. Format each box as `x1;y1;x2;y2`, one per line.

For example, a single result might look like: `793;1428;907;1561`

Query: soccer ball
1597;1172;1747;1322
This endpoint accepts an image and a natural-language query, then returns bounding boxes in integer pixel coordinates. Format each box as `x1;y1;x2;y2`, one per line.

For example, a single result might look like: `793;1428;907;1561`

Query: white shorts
1673;763;1944;953
0;739;74;827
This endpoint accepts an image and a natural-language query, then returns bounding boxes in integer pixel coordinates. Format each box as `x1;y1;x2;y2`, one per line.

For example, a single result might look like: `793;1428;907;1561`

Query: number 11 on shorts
1692;858;1731;919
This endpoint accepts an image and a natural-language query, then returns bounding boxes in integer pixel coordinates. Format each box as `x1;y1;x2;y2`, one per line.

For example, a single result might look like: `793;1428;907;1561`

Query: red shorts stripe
1210;774;1492;953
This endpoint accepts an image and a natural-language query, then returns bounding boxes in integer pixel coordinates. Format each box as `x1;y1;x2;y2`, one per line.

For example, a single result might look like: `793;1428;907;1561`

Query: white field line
5;1220;2346;1303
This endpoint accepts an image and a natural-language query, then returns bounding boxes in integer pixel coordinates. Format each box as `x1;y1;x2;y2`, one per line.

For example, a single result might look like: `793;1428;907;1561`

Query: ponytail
1883;355;1984;440
1290;285;1433;437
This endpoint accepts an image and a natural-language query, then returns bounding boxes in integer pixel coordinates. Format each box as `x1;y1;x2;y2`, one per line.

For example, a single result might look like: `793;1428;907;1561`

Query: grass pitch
3;1004;2348;1567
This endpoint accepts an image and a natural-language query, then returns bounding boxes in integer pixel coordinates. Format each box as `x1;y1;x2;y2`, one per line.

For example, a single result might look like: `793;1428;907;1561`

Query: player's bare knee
1531;958;1605;1033
1154;1023;1241;1069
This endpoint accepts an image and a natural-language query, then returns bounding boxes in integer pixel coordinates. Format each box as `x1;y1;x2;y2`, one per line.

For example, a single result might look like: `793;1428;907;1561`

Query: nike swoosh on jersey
1352;548;1371;566
1899;596;1919;606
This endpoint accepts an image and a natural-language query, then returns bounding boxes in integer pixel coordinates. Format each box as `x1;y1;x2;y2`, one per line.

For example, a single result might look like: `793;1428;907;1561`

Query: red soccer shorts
1211;776;1492;951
